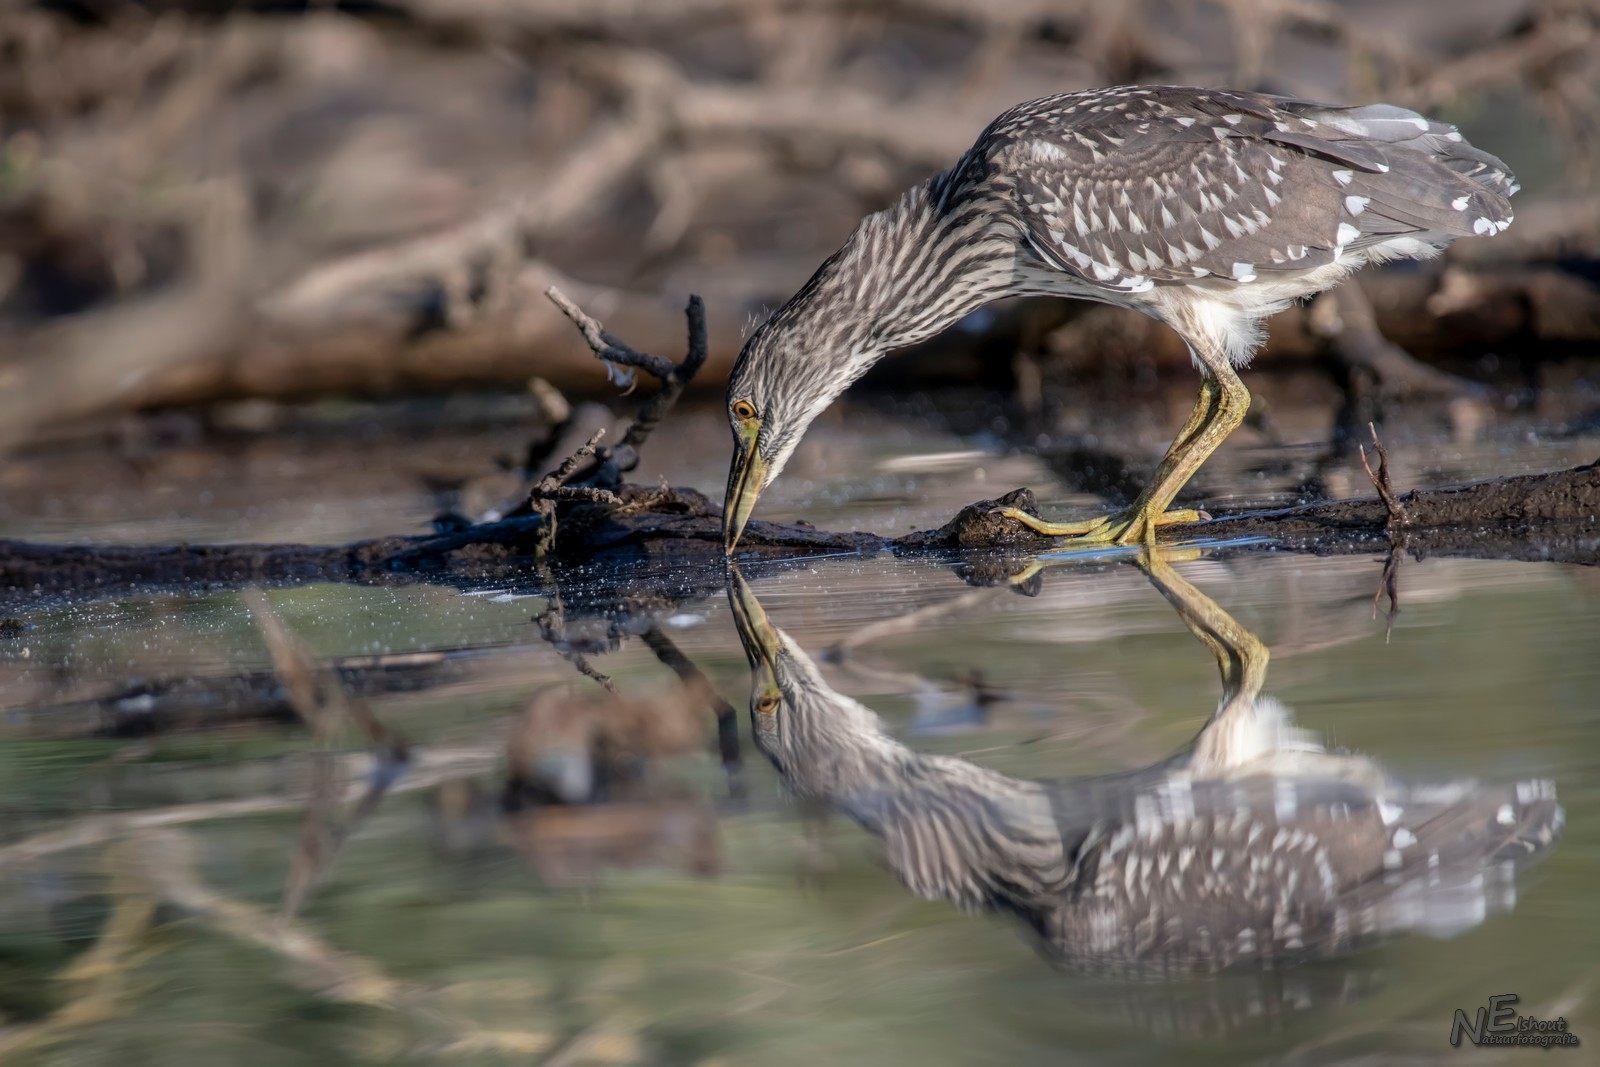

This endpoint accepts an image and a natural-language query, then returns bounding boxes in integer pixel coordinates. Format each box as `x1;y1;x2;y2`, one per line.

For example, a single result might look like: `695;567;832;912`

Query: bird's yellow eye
756;693;779;714
732;399;759;422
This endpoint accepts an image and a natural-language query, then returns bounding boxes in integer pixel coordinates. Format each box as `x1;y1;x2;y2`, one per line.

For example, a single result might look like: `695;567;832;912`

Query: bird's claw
997;505;1208;547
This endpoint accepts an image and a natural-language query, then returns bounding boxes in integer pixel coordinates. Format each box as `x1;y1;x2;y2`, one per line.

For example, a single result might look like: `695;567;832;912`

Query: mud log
2;462;1596;608
4;288;1598;605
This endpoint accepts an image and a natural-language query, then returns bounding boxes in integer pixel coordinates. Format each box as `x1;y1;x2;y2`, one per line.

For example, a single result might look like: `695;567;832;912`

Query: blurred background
3;5;1600;1065
2;0;1597;456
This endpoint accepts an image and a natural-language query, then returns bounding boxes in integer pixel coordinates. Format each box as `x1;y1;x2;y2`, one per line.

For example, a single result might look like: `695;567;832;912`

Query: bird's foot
997;505;1209;547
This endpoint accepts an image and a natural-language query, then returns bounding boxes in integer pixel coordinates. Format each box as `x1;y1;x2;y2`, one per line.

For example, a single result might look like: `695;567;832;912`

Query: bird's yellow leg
1124;365;1250;535
1134;548;1267;699
999;373;1238;545
1004;542;1201;589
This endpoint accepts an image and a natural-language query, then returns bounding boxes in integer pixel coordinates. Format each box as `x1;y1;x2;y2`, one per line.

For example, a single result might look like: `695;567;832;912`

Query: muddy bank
3;461;1596;611
905;463;1600;555
4;289;1595;609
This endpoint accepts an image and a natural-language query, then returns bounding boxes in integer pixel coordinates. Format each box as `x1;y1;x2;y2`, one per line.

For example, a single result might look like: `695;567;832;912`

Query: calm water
1;387;1597;1064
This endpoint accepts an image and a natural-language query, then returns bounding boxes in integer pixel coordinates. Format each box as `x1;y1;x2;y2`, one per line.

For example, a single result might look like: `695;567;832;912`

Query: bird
722;85;1517;552
725;554;1560;975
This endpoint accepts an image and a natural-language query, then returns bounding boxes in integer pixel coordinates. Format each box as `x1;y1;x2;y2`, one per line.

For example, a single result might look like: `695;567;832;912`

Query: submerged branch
0;746;501;867
638;623;745;799
124;828;563;1055
245;592;410;920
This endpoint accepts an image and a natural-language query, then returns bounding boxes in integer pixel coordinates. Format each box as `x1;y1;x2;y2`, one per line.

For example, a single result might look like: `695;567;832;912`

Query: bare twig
526;428;610;557
533;587;620;696
534;428;608;493
1372;543;1403;643
546;286;678;382
1356;423;1406;639
543;287;711;481
620;294;709;459
245;591;410;919
1357;422;1408;535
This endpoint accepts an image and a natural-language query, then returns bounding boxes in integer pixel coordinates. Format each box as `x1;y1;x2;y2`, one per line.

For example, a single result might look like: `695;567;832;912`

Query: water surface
0;387;1596;1064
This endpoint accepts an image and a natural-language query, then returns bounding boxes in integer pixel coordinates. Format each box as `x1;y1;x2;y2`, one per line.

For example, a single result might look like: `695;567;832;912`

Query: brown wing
962;86;1516;293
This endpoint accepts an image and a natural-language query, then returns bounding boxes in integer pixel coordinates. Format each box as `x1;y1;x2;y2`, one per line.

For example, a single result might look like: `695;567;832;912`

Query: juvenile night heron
726;557;1560;973
723;86;1517;550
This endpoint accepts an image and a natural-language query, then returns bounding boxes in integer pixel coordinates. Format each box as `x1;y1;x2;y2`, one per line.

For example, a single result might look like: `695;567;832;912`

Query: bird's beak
722;424;768;554
727;562;782;711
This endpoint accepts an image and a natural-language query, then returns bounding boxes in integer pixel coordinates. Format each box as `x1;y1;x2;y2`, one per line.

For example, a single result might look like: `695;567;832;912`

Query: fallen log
3;291;1596;610
9;650;470;740
2;462;1596;608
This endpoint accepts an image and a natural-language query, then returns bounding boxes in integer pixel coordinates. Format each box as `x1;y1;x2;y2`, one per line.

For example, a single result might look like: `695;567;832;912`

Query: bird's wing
964;86;1516;293
1045;767;1559;968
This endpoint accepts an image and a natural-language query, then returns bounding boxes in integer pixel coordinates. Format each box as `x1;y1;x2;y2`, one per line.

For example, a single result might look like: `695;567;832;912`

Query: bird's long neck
761;638;1068;908
768;175;1015;360
760;649;910;809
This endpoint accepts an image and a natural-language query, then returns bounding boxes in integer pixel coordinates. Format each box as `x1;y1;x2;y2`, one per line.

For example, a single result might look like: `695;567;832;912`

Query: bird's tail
1354;776;1561;940
1277;100;1518;252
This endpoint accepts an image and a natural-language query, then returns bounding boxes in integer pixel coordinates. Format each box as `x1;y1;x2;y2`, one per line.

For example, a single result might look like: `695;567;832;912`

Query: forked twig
545;287;678;382
1357;421;1407;535
544;286;708;477
525;429;616;556
1356;423;1406;639
244;591;410;919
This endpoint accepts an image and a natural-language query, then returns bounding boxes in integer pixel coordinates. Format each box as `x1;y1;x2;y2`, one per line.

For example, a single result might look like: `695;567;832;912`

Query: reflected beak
722;427;768;554
727;562;782;711
727;563;778;671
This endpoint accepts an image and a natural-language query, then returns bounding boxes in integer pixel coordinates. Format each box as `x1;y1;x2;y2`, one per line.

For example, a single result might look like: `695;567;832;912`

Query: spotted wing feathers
1044;769;1559;970
970;86;1516;295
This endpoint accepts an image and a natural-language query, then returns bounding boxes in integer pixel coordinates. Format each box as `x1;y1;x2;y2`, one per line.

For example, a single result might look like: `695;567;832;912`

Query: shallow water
0;385;1597;1064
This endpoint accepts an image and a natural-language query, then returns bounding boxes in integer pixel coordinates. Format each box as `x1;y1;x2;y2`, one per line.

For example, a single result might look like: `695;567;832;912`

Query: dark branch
639;623;744;800
534;428;607;495
544;288;711;481
620;295;708;458
4;461;1595;613
546;285;678;382
1357;422;1408;536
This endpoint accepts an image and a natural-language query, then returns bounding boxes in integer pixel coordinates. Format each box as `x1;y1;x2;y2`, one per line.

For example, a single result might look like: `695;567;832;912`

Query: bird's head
722;316;863;553
726;562;785;752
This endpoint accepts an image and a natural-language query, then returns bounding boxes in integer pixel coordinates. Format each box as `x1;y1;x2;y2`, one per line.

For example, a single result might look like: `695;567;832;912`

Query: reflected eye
732;399;758;422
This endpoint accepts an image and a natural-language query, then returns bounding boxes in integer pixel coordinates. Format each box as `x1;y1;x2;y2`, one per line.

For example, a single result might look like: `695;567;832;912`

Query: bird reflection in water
727;552;1561;986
